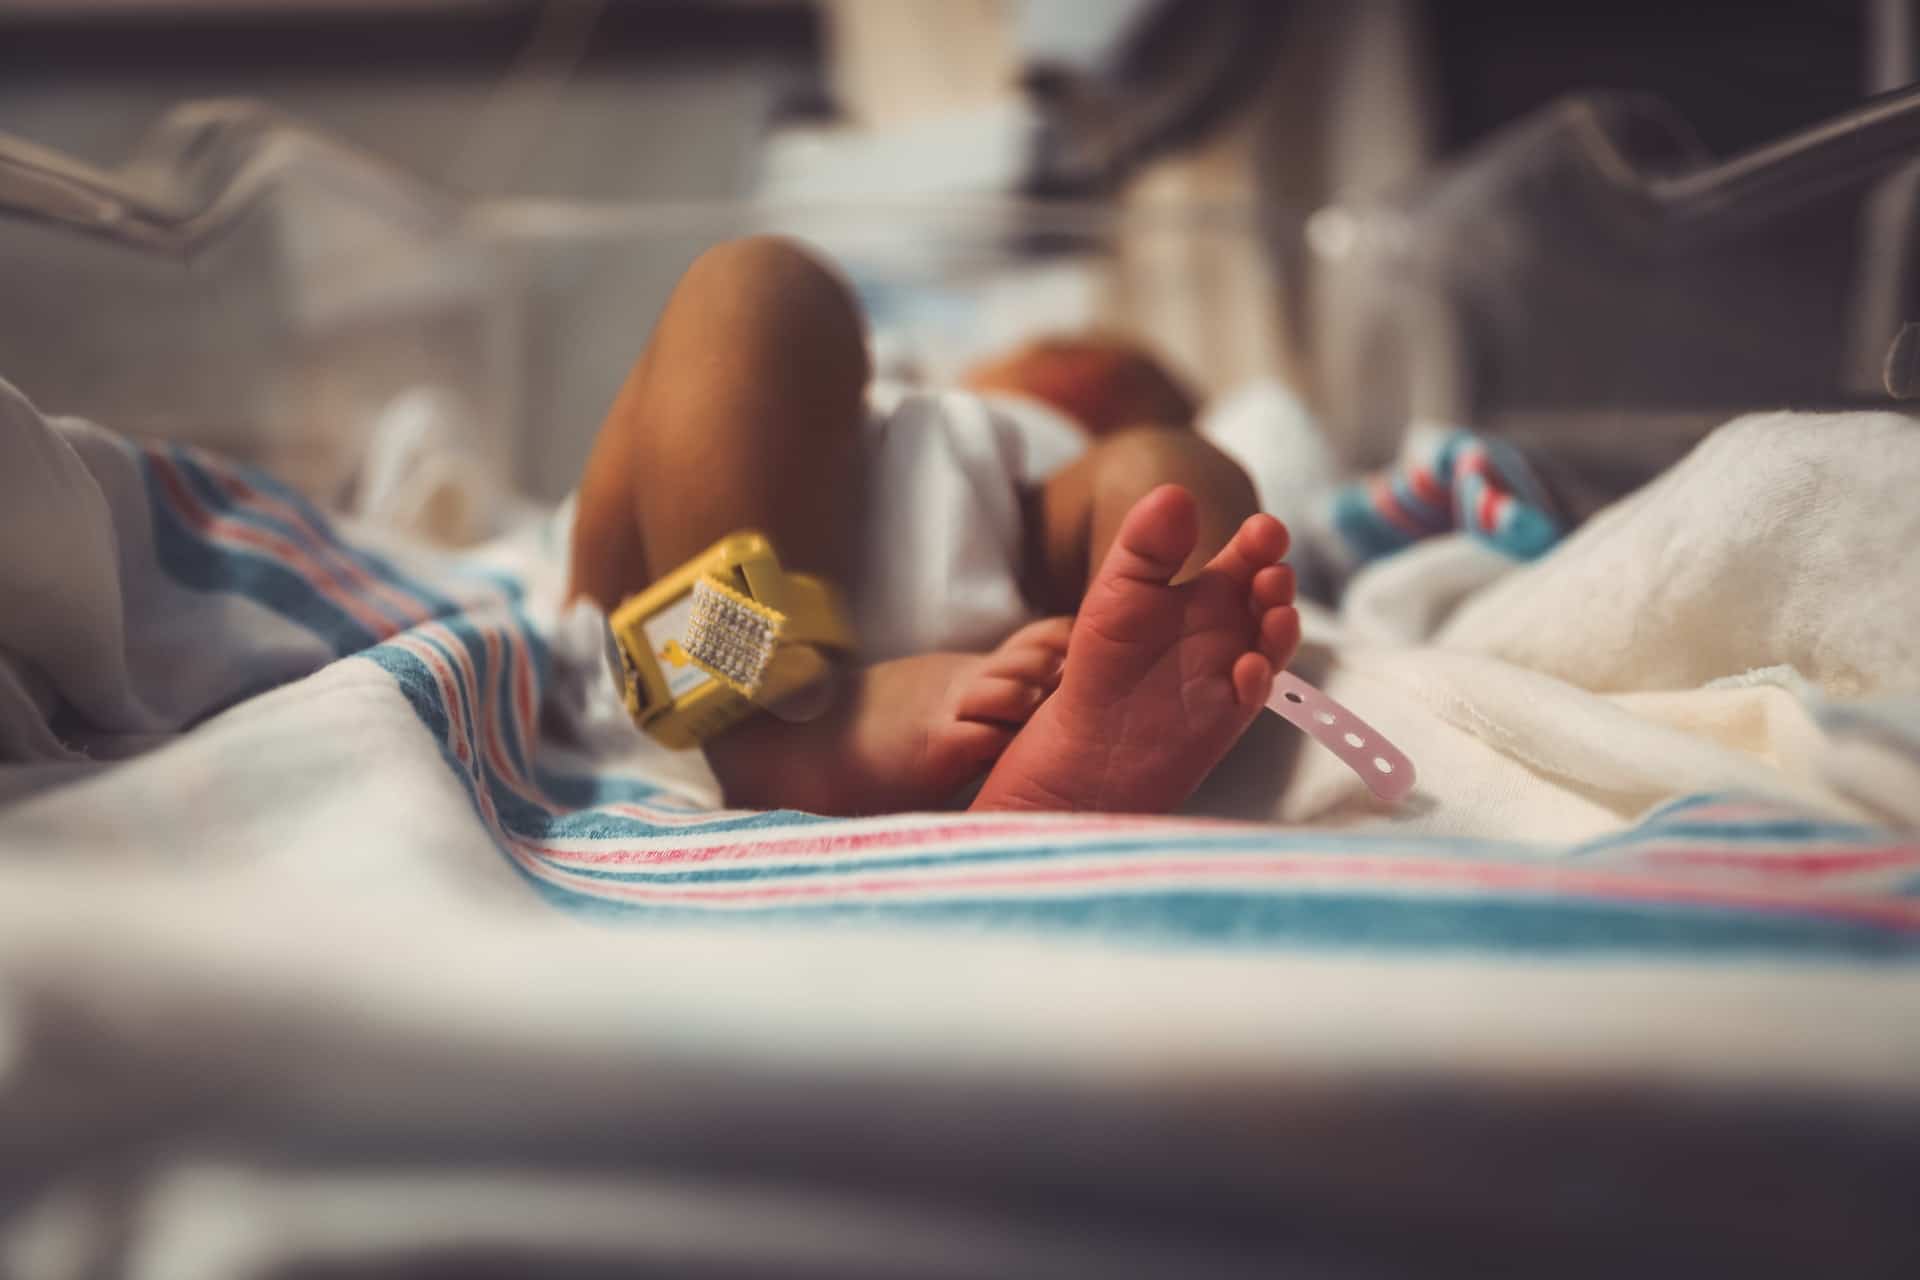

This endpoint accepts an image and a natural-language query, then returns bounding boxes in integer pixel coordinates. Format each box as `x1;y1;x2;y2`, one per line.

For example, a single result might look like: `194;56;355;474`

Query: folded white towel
1230;411;1920;836
1440;411;1920;697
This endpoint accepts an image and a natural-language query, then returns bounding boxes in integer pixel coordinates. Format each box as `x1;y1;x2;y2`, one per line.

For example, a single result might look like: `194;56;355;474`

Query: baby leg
1022;425;1267;615
567;235;871;610
568;237;1060;814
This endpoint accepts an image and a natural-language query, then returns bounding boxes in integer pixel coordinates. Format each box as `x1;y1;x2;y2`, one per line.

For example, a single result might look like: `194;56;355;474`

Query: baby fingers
956;675;1054;726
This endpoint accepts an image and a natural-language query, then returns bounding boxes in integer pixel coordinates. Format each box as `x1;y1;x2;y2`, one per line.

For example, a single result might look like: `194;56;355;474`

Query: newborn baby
567;237;1299;815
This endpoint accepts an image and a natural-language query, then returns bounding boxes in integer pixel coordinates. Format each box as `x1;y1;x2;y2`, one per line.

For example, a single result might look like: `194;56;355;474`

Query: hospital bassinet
2;91;1919;1280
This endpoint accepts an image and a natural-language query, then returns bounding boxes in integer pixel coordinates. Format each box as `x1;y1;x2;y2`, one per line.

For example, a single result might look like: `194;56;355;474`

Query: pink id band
1265;670;1416;805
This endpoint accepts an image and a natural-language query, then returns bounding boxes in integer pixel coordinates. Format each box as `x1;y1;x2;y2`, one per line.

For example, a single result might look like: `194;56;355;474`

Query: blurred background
0;0;1910;526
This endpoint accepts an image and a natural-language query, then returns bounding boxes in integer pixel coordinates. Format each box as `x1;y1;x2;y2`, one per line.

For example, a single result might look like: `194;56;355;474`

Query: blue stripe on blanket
168;448;555;787
169;447;466;619
546;891;1920;959
142;440;621;814
359;641;821;835
362;639;832;907
141;453;381;654
1573;817;1893;854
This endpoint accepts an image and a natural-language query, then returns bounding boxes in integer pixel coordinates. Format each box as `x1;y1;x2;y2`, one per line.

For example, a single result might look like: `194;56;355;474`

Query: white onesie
852;377;1330;658
558;378;1305;667
853;383;1086;660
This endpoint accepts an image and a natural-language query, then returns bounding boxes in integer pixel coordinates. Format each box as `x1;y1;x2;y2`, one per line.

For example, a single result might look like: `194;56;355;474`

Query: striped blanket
4;383;1919;1275
2;381;1914;963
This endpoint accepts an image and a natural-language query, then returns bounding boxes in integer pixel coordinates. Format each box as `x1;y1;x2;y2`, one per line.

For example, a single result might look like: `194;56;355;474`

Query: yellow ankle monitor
604;532;856;749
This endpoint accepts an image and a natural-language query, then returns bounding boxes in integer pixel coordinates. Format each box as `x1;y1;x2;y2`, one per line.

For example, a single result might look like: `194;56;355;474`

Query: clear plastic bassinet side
0;101;1274;536
472;193;1275;503
0;99;524;535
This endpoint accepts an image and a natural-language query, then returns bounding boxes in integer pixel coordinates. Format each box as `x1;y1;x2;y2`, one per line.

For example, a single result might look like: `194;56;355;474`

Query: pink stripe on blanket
1638;846;1920;877
515;852;1920;928
532;814;1188;866
150;456;402;642
211;466;434;630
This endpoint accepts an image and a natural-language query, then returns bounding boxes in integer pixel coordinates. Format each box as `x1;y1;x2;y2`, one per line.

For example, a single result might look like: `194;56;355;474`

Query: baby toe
1231;651;1275;708
1250;563;1295;613
1205;513;1289;585
1103;485;1200;585
1259;605;1301;667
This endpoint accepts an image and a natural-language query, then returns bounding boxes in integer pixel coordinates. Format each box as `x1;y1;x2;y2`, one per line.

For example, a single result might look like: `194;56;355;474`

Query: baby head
963;334;1197;438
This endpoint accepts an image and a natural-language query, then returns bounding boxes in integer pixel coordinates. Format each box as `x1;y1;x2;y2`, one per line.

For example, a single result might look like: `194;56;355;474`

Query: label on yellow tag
643;595;713;700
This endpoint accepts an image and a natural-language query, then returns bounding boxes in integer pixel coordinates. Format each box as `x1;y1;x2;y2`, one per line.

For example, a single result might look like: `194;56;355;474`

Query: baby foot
706;617;1071;815
972;485;1299;813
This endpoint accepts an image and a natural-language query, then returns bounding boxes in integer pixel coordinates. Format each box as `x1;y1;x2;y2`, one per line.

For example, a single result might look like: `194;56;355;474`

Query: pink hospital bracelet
1266;671;1416;805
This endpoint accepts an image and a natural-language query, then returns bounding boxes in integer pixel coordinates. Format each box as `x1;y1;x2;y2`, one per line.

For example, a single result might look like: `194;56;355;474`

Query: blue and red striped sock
1329;429;1562;566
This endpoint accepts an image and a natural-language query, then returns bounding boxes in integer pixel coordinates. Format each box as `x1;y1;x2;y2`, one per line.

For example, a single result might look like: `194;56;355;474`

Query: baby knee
683;237;860;326
651;236;872;419
1090;427;1255;510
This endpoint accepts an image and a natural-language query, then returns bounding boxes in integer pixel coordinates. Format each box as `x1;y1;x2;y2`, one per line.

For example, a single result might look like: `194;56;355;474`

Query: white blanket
1190;410;1920;837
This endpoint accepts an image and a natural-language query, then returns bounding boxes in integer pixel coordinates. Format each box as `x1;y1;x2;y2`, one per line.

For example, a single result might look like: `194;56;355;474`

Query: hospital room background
1;1;1917;1277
